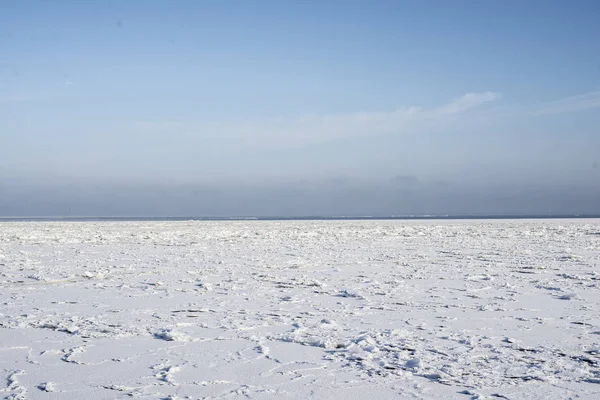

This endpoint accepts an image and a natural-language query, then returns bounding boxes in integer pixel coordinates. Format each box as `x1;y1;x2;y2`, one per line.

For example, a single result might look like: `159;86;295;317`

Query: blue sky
1;0;599;216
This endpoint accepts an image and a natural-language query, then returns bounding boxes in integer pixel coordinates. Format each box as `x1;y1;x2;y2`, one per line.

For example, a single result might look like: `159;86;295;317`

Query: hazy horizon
1;178;599;218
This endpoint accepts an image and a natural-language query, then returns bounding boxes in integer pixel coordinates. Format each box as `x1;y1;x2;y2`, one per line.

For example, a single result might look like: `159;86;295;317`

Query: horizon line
1;214;600;222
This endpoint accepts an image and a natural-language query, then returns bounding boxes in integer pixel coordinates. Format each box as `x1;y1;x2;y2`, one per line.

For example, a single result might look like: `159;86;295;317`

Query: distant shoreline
1;215;599;222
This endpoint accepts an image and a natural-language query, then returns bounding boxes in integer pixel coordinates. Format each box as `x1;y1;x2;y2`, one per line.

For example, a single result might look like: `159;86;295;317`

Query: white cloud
433;92;500;115
529;90;600;116
190;92;501;146
132;89;600;148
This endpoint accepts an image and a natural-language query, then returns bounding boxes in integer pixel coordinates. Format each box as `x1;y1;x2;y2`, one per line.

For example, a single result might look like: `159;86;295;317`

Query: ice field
1;219;599;399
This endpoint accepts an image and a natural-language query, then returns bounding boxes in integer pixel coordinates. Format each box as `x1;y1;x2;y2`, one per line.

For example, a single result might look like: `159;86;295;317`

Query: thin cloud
529;90;600;116
434;92;500;115
131;89;599;148
189;92;502;146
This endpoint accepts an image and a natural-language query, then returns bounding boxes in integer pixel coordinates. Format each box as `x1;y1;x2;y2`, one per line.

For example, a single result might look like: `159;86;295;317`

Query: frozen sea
1;219;599;399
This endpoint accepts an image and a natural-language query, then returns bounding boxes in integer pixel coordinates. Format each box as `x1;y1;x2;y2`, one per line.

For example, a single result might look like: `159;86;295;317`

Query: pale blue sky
1;0;599;216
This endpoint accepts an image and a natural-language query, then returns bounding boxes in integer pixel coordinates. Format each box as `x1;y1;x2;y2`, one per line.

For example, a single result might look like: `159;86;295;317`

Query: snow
0;219;599;399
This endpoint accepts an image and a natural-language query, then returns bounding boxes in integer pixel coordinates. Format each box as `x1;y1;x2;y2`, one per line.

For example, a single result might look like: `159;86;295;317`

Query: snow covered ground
1;219;599;399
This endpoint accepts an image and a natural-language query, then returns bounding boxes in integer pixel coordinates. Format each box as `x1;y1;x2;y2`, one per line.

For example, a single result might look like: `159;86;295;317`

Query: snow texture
0;219;599;399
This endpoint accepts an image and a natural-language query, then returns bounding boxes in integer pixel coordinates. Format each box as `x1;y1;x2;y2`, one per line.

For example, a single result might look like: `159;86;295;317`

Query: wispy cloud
434;92;500;115
132;89;600;148
134;91;501;146
529;90;600;116
220;91;501;145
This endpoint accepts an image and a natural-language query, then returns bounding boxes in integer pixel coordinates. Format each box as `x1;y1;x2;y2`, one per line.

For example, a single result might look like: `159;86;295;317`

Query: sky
1;0;599;216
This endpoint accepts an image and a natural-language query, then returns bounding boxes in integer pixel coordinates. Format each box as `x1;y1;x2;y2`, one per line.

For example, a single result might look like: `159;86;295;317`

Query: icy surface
0;219;599;399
